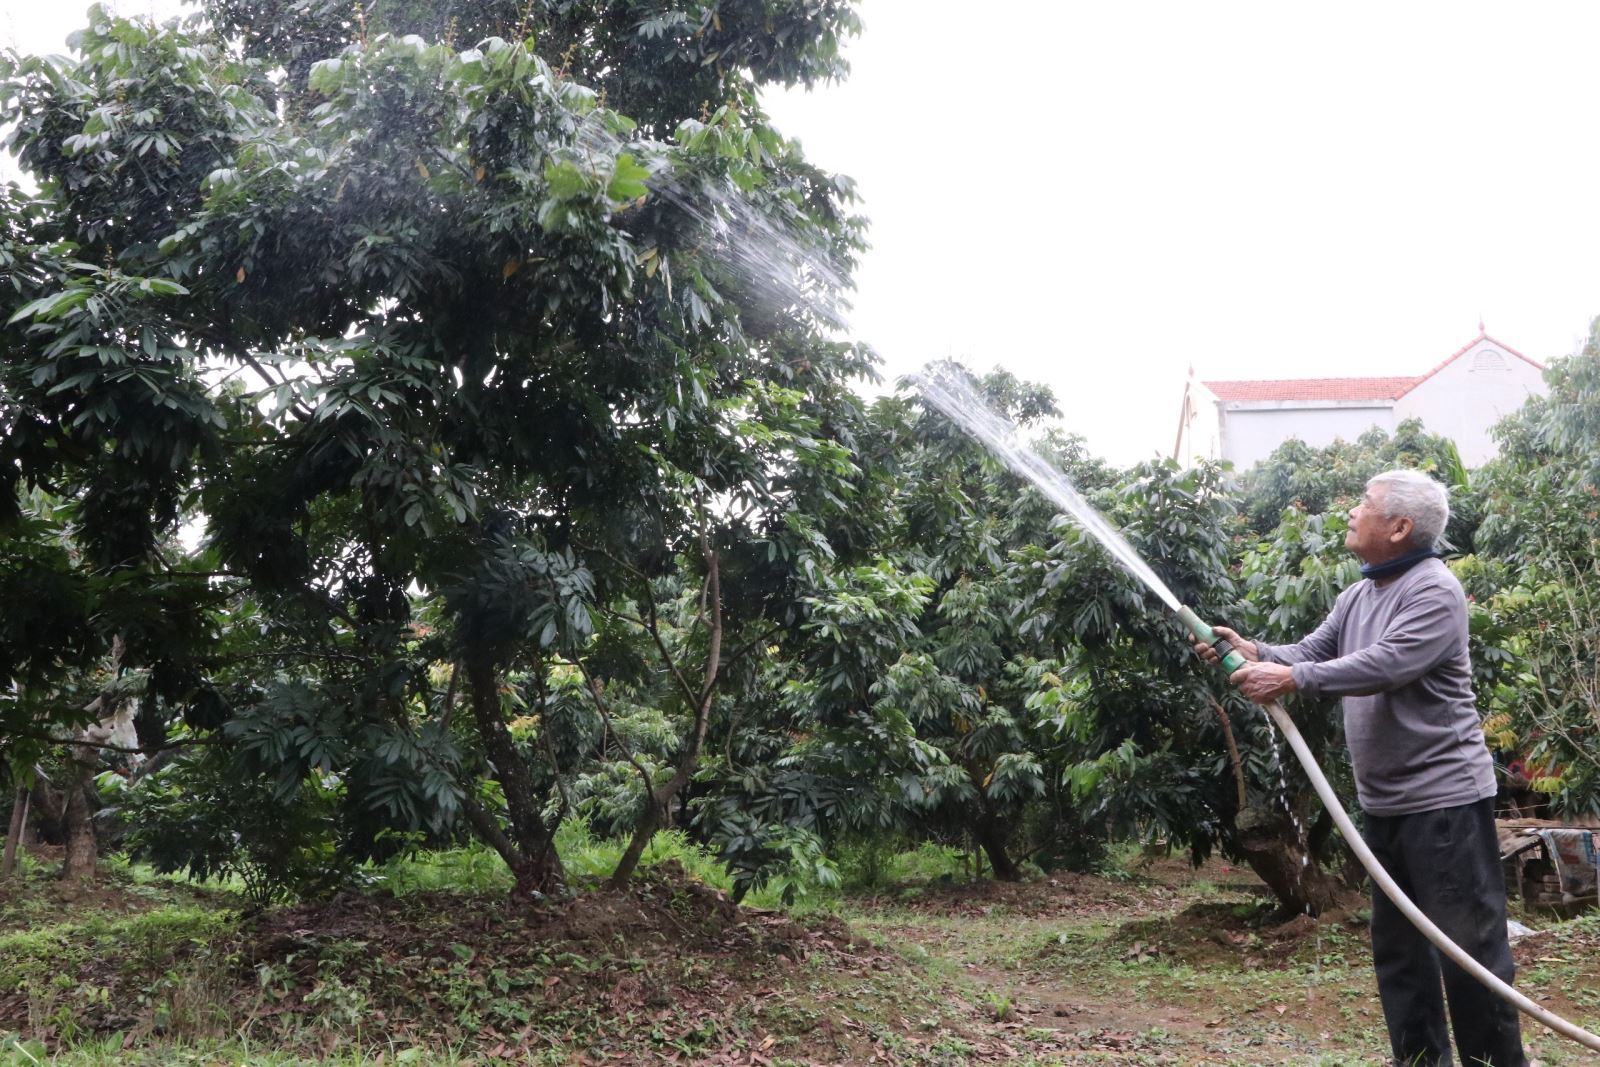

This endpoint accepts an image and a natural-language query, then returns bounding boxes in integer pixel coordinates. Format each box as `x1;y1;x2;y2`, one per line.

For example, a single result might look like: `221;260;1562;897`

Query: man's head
1345;469;1450;563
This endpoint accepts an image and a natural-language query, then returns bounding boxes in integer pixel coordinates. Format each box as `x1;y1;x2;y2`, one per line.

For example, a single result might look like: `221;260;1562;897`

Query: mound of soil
4;861;884;1061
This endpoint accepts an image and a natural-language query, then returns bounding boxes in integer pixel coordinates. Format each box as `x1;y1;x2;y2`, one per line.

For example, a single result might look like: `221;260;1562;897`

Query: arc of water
911;369;1180;612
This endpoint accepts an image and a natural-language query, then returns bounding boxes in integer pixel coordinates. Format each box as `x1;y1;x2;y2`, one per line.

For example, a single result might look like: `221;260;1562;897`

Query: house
1173;328;1548;470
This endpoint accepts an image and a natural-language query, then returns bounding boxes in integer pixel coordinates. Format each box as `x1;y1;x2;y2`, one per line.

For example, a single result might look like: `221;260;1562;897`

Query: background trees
5;1;1600;922
1471;328;1600;820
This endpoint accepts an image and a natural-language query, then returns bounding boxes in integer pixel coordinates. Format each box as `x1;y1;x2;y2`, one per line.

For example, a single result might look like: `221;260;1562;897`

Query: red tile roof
1201;331;1545;404
1203;376;1422;402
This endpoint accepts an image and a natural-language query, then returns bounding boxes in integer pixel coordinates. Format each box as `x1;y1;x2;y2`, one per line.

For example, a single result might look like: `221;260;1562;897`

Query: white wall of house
1393;341;1546;466
1220;402;1396;469
1174;381;1223;466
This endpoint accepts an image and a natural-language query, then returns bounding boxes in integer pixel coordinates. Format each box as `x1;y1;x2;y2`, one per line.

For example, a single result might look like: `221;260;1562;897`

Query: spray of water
911;367;1182;613
573;120;853;333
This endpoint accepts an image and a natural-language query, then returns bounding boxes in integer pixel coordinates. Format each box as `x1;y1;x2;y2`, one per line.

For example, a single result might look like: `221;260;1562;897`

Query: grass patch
6;842;1599;1065
365;825;834;911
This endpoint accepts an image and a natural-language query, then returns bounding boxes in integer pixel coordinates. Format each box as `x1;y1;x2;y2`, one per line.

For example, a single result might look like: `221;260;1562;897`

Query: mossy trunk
60;757;98;884
975;813;1021;883
1235;804;1344;916
28;780;64;845
2;785;28;879
463;657;564;896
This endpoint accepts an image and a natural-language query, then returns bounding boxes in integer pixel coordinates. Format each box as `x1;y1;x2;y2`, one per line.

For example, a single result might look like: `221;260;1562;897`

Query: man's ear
1390;516;1414;545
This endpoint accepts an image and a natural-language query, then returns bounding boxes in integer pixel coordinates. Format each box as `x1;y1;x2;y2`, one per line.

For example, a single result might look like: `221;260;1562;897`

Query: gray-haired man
1196;470;1526;1067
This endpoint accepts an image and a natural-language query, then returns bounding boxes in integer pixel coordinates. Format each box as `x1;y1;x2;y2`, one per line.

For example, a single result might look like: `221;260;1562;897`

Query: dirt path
839;861;1398;1065
839;858;1600;1065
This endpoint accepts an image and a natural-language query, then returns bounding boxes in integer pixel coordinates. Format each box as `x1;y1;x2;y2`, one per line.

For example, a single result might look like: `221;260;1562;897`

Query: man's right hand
1191;625;1260;666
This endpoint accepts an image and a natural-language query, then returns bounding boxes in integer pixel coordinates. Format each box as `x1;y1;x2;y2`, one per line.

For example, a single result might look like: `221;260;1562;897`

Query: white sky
10;1;1600;464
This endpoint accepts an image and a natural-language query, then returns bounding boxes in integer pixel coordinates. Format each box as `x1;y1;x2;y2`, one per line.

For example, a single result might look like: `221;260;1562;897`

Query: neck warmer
1360;547;1439;581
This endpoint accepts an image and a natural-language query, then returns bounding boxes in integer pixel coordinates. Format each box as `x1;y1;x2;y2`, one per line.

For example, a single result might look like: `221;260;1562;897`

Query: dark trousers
1363;797;1526;1067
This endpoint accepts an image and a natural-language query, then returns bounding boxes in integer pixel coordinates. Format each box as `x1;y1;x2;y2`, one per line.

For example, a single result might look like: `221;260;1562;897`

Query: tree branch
572;655;656;799
437;660;460;731
1208;695;1247;812
642;582;703;712
459;791;520;869
0;729;215;757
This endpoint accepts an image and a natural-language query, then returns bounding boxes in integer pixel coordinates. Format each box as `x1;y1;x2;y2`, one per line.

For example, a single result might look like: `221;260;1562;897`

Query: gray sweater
1254;558;1497;817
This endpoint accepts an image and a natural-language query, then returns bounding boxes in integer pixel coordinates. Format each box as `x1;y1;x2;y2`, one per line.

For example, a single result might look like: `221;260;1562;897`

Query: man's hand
1229;662;1296;704
1191;625;1259;666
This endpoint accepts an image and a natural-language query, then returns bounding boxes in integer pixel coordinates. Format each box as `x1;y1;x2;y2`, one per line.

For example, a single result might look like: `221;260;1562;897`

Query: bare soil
3;853;1599;1065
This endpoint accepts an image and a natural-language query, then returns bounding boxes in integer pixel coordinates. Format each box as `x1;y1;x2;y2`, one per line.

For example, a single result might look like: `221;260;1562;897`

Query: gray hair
1367;470;1450;548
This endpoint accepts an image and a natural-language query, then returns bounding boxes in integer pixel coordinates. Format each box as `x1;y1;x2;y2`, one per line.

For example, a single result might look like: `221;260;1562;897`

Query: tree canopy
5;1;1600;921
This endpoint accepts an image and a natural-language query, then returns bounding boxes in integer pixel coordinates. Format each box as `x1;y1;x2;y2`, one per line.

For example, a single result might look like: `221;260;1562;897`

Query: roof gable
1393;331;1544;399
1200;330;1545;405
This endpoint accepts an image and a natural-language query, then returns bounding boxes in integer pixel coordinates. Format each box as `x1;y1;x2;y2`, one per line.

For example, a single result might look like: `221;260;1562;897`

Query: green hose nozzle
1175;605;1248;673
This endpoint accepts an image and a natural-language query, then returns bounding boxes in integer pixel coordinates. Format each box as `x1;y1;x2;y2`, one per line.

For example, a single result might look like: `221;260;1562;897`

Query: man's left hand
1228;662;1297;704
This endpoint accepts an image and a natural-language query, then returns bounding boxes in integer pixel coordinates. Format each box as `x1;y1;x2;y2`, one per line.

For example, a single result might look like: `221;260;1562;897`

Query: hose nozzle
1175;605;1248;673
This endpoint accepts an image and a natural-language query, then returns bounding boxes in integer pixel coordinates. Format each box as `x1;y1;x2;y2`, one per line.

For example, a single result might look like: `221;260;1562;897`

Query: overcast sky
9;2;1600;464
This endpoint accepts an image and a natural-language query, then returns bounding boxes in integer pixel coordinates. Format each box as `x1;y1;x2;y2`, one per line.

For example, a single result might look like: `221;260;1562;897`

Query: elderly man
1196;469;1526;1067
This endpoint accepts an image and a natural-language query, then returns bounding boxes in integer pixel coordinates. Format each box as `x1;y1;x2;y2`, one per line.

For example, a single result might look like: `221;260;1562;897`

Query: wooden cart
1498;819;1599;913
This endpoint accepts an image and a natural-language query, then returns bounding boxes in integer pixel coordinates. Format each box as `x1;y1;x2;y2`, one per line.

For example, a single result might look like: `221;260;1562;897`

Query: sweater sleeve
1290;580;1460;698
1254;591;1347;667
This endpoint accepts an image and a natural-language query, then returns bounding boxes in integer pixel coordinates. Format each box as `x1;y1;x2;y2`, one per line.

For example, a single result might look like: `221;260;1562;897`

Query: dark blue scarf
1360;547;1439;581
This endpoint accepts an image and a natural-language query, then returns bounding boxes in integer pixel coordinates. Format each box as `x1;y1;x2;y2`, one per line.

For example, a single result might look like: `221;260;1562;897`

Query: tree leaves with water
1;1;870;894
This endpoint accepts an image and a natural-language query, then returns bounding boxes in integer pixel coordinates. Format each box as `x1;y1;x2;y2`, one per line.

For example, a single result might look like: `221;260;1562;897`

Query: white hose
1262;699;1600;1053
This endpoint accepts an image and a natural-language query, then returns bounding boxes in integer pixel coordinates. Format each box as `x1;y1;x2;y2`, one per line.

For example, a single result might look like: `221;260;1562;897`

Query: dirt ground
834;855;1600;1065
3;853;1599;1065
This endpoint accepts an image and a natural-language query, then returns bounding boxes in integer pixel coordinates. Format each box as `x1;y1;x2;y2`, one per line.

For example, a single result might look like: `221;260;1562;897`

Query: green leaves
543;159;588;200
3;0;875;897
607;153;651;202
7;287;91;324
306;56;344;96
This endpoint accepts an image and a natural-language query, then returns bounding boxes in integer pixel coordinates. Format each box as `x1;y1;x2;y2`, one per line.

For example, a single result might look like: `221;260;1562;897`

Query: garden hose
1176;606;1600;1055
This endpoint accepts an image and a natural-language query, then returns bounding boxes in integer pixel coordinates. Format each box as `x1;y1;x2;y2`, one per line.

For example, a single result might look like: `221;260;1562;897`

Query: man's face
1346;486;1409;563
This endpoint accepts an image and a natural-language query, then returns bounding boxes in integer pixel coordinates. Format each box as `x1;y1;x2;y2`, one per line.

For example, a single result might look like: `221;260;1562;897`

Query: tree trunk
464;657;564;896
1235;804;1345;916
975;814;1021;882
60;757;98;884
510;844;565;899
59;633;135;886
610;801;662;890
608;544;722;890
28;779;64;845
2;784;28;879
